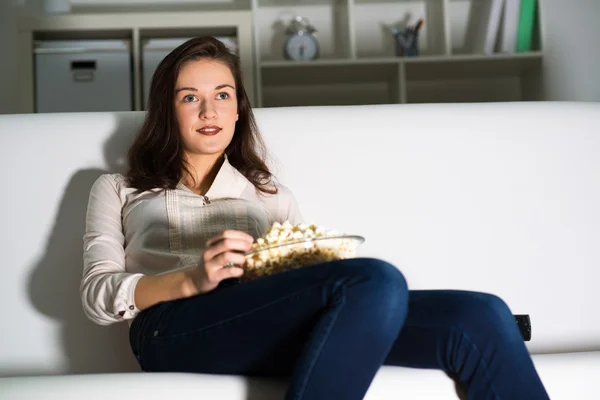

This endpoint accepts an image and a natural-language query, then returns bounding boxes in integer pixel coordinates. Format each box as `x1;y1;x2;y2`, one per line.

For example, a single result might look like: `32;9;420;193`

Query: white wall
0;0;43;114
540;0;600;101
0;0;598;114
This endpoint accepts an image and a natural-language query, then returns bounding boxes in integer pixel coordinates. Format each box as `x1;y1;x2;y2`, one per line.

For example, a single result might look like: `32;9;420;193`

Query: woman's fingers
201;230;253;284
213;264;245;282
205;230;253;248
204;252;246;282
203;238;253;263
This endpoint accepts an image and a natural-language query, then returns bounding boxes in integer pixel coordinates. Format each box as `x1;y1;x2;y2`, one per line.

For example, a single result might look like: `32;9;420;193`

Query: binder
472;0;505;55
500;0;520;52
516;0;538;52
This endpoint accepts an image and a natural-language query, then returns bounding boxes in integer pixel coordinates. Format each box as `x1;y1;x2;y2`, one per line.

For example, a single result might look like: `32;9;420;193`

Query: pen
414;19;424;32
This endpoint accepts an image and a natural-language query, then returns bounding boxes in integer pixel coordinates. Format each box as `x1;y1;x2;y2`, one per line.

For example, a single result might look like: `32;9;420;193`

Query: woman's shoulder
265;181;303;224
89;173;135;202
272;182;296;201
249;180;302;220
91;173;128;191
252;179;295;201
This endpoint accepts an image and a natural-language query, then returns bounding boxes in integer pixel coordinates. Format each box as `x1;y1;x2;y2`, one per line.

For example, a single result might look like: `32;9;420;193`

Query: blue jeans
129;258;550;400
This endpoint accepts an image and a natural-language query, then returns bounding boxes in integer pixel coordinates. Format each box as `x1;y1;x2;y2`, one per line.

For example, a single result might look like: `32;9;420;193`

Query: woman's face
174;58;239;159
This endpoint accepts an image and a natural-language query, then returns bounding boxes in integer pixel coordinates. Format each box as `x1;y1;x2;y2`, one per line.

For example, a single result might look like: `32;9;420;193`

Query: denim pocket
133;302;171;368
142;301;172;338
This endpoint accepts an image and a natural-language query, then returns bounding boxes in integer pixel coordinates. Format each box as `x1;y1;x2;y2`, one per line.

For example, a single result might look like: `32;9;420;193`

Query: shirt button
129;305;134;310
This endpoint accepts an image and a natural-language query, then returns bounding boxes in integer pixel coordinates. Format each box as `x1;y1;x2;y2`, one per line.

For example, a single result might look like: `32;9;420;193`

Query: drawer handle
71;60;96;70
71;60;96;82
73;71;94;82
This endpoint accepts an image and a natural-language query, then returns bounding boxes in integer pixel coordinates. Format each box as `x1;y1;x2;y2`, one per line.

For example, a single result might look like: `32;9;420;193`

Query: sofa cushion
1;352;598;399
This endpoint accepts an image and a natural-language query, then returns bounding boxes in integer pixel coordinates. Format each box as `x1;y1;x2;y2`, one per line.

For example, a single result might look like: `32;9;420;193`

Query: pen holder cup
393;31;420;57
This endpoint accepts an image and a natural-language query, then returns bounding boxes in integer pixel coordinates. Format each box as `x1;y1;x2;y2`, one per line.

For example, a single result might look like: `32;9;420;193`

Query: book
516;0;538;52
500;0;520;52
472;0;505;55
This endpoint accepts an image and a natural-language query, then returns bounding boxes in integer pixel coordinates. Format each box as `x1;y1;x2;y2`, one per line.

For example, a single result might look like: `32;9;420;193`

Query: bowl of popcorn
243;221;365;280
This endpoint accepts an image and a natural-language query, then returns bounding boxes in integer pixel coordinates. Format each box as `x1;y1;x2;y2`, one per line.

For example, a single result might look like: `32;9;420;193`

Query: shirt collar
178;155;249;200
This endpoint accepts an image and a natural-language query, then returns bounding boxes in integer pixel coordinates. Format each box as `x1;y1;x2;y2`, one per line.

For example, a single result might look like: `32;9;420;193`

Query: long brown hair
126;36;276;194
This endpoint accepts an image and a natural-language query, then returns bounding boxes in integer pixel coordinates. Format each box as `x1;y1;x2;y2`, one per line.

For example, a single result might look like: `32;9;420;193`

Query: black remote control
514;314;532;341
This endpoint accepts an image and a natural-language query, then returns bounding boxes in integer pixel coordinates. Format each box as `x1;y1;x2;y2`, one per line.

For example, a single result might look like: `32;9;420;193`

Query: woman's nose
199;101;217;119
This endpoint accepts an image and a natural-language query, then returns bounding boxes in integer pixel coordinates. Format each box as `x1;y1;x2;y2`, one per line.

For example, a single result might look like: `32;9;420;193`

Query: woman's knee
467;292;513;320
334;258;409;304
453;292;519;341
340;257;406;286
364;258;407;289
334;258;409;327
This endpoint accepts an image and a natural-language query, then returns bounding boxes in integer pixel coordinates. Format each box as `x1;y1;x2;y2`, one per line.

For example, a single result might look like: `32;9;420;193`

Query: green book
516;0;537;52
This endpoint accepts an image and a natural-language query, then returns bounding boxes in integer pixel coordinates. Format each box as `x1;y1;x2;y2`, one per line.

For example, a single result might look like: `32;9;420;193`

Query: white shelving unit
254;0;543;107
17;0;543;112
16;10;254;113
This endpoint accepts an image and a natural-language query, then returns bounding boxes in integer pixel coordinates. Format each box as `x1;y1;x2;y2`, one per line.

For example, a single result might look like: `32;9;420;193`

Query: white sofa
0;102;599;399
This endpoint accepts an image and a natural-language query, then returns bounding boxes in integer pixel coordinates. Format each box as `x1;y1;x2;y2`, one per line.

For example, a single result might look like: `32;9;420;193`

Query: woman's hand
185;230;254;296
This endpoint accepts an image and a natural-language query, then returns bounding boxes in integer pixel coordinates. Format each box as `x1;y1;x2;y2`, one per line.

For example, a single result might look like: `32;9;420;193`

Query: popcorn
243;221;358;280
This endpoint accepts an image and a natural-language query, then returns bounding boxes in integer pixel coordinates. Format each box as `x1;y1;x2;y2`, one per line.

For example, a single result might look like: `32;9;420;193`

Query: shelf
403;51;543;62
16;10;255;113
260;57;396;68
261;62;399;85
17;0;545;111
260;51;542;72
353;0;447;58
254;0;352;62
70;0;252;13
404;51;543;80
259;50;542;106
260;60;400;107
406;76;522;103
447;0;542;55
247;0;544;106
258;0;344;6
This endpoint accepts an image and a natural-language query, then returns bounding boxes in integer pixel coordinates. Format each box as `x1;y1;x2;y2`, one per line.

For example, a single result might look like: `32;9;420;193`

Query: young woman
81;36;550;400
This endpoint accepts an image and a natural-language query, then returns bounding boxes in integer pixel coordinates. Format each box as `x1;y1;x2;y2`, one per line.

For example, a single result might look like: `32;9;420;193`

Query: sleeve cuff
114;273;145;320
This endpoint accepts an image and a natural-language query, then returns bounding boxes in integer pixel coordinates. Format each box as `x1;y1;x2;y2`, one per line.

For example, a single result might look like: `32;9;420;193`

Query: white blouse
81;157;303;326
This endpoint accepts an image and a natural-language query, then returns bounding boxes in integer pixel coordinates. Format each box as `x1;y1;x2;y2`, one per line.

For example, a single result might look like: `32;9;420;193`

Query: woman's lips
196;126;222;136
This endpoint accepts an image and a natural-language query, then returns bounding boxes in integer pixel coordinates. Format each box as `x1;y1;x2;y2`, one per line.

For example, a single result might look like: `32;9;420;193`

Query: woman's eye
216;92;229;100
184;95;197;102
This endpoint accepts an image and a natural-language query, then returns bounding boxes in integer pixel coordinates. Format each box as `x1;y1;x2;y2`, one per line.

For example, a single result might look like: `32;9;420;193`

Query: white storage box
35;39;133;113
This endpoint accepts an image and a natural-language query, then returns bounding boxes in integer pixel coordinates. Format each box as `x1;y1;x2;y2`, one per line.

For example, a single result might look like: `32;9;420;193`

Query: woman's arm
81;175;148;325
133;270;197;312
81;175;252;324
135;229;254;310
135;227;255;310
81;175;206;323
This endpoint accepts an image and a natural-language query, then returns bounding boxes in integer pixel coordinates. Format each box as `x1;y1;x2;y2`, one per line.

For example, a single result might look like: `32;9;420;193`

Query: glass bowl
243;235;365;280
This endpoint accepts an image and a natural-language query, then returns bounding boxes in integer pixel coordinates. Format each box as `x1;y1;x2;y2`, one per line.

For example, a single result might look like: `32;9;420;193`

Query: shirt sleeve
275;184;304;225
80;174;144;326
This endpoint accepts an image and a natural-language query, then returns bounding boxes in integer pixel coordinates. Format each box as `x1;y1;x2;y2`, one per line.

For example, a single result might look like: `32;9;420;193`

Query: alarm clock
284;16;319;61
